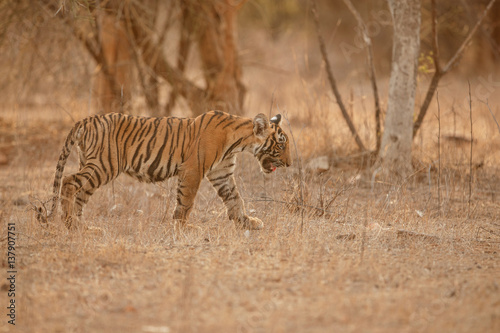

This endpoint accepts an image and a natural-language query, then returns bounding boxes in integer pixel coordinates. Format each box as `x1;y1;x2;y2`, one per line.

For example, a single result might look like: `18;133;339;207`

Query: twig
341;0;382;152
477;226;500;238
460;0;500;60
360;202;368;264
269;90;275;117
249;198;335;216
264;91;276;213
396;229;439;243
123;5;157;113
40;0;125;111
436;90;441;214
280;108;306;232
413;0;498;138
310;1;366;151
122;2;207;114
480;99;500;134
468;81;473;216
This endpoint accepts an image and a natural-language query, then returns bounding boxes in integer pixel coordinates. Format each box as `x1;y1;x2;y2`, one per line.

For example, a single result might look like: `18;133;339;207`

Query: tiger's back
38;111;291;230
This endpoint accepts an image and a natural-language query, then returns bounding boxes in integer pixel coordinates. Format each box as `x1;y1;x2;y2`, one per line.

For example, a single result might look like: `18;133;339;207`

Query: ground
0;106;499;333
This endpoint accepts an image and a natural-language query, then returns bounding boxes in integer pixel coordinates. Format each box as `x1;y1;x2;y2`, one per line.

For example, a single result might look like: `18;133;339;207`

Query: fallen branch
477;226;500;238
249;198;335;217
311;1;366;152
396;229;439;243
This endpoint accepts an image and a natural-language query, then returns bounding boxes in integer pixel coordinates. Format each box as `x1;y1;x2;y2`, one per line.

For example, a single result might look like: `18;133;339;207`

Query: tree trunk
193;0;246;115
95;13;132;113
378;0;421;178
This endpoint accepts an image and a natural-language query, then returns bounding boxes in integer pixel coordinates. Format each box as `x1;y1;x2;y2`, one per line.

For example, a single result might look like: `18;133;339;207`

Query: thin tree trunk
194;0;246;115
95;13;132;113
165;1;194;115
379;0;421;178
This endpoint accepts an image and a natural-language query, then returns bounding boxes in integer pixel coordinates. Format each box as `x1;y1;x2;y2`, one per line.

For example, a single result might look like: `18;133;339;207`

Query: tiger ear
270;114;282;126
253;113;269;138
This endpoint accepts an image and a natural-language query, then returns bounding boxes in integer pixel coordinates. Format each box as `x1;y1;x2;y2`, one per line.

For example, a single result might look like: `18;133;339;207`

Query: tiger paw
238;216;264;230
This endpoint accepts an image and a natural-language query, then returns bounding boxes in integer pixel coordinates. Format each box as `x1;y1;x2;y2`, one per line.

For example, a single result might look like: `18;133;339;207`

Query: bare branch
413;0;497;139
39;0;122;100
125;2;207;113
480;99;500;134
443;0;497;73
430;0;441;73
311;1;366;152
342;0;382;152
459;0;500;60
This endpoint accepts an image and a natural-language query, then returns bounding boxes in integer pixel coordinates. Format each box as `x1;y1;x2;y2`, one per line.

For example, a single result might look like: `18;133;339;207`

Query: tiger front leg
207;167;263;230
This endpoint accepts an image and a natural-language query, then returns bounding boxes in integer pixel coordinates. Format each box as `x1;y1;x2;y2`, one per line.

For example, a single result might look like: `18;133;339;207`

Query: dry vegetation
1;80;500;332
1;1;500;332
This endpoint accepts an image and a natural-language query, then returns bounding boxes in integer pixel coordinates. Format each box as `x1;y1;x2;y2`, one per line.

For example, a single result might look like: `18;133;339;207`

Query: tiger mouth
262;159;280;173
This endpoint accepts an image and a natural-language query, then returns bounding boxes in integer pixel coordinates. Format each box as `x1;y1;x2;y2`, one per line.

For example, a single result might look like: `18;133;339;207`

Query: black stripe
176;119;183;147
209;172;232;182
101;116;114;177
114;116;126;171
222;138;243;161
234;120;252;131
209;150;219;171
222;120;236;130
74;177;83;188
204;113;217;129
131;141;144;169
214;116;230;129
147;121;170;178
197;113;207;134
144;122;159;163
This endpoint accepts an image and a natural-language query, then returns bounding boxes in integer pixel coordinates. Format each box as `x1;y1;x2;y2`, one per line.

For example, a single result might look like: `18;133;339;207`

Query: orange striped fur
36;111;291;230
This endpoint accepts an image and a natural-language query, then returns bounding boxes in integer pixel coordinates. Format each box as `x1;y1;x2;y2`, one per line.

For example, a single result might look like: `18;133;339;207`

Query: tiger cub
36;111;292;230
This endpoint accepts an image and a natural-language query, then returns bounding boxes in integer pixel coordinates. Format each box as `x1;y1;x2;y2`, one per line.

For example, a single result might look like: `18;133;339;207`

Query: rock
306;156;329;172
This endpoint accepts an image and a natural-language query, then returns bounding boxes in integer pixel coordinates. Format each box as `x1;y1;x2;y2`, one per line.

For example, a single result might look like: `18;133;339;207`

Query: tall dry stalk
436;91;441;215
468;81;473;216
281;109;305;233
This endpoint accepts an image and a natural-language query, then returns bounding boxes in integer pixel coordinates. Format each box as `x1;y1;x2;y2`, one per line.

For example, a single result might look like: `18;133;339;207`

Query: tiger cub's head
253;113;292;174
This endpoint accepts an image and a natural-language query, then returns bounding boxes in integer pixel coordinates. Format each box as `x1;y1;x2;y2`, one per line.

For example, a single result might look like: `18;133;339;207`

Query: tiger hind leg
172;172;202;226
60;175;79;228
73;184;97;221
60;166;104;229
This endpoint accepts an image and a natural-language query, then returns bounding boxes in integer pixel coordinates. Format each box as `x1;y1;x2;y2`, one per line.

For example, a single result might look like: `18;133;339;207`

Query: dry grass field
1;78;500;333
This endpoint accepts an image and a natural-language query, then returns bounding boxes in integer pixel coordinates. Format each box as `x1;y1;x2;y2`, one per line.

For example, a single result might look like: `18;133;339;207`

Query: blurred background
0;0;499;163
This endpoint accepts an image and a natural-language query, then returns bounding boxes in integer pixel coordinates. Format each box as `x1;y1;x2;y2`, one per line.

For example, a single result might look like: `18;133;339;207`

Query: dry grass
1;95;499;333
